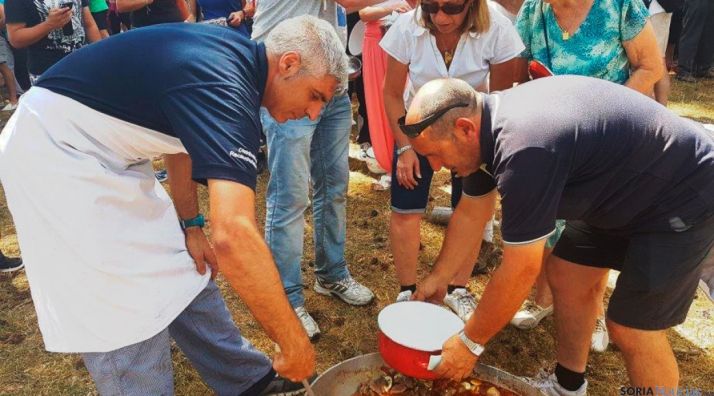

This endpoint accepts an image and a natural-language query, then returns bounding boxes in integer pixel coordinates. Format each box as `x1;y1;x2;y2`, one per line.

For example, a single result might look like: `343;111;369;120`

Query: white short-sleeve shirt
380;5;525;108
648;0;668;15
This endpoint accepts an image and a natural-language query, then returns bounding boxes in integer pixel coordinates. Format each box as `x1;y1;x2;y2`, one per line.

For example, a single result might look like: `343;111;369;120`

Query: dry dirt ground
1;79;713;395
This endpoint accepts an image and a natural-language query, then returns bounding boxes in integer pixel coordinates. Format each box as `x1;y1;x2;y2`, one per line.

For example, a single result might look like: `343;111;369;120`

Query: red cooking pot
377;301;464;380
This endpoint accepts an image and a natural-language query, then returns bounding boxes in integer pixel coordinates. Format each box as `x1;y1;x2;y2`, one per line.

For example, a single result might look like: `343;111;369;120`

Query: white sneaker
511;302;554;330
524;371;588;396
591;317;609;353
365;158;386;174
371;174;391;191
358;142;372;161
314;276;375;306
443;288;477;322
359;145;387;174
2;102;18;111
396;290;412;302
294;306;320;340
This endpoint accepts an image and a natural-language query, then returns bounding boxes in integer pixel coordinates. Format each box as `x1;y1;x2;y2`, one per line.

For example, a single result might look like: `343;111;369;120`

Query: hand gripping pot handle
377;302;463;379
427;355;442;371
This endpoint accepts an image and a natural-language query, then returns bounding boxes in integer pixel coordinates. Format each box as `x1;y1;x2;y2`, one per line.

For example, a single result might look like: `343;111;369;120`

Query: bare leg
607;320;679;389
539;253;606;313
547;255;609;372
391;210;483;288
654;58;671;105
596;272;607;318
0;64;18;104
665;42;676;70
390;212;422;286
533;248;554;307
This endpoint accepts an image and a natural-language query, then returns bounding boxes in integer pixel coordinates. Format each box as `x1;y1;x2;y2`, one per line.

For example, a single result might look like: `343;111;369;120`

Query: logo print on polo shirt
229;148;257;170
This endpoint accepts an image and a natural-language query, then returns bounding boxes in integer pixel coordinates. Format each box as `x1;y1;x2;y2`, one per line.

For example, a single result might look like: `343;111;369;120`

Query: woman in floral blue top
508;0;664;391
515;0;663;87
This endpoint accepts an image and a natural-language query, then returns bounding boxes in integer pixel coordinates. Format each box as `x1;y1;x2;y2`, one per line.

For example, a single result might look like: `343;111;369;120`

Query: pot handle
427;355;442;371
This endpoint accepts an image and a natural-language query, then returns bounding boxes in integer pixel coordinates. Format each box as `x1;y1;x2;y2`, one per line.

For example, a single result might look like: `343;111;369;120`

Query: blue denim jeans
261;94;352;308
81;281;273;396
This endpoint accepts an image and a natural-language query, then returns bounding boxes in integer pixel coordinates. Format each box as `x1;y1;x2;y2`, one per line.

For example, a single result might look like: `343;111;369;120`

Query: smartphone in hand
60;2;74;36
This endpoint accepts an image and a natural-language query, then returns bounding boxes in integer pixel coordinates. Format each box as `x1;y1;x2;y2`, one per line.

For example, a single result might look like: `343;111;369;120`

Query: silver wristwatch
458;330;485;357
396;144;413;156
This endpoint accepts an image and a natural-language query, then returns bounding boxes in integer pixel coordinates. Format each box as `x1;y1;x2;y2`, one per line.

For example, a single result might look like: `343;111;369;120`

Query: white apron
0;88;209;353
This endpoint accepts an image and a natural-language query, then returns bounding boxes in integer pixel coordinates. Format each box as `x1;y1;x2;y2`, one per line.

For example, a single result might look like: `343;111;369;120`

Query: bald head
406;78;482;140
404;79;485;177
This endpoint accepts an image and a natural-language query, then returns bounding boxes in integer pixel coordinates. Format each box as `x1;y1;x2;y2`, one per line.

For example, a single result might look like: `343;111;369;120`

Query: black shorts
552;215;714;330
92;10;108;31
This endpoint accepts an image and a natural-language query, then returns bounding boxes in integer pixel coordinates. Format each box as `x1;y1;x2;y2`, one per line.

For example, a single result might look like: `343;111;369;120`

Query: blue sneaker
0;252;23;273
154;169;168;183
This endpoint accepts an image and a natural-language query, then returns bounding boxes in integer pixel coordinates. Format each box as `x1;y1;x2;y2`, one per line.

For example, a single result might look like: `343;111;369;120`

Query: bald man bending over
406;77;714;395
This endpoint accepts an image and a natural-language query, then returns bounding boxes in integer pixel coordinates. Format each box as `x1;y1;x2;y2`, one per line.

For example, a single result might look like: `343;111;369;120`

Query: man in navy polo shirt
406;77;714;395
0;15;347;395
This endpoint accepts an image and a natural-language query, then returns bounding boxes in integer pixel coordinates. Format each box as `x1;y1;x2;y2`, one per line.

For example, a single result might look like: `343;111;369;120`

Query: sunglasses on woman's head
420;1;468;15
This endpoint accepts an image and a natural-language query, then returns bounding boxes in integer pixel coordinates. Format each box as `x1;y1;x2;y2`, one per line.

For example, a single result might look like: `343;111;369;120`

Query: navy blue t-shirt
37;23;268;189
463;75;714;243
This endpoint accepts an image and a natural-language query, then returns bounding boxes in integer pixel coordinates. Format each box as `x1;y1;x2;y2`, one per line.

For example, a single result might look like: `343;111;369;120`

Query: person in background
242;0;253;30
89;0;110;38
0;0;19;111
488;0;523;23
9;44;29;90
347;11;375;169
647;0;674;105
186;0;251;37
117;0;186;28
381;0;523;322
251;0;383;341
510;0;663;353
5;0;101;84
675;0;714;82
107;0;131;34
664;1;682;71
358;1;413;177
359;0;416;180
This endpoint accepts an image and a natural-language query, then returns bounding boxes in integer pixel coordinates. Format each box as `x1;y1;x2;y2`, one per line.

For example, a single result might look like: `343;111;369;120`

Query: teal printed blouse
515;0;649;84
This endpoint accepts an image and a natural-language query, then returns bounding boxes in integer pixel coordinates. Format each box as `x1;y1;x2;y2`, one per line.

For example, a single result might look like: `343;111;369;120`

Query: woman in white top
380;0;524;320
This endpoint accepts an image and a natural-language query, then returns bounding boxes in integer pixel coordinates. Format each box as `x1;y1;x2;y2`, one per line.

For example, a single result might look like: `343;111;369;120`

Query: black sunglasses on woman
420;1;469;15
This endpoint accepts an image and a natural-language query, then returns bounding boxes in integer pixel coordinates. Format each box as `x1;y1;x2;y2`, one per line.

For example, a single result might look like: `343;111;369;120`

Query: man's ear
454;117;477;141
278;51;301;78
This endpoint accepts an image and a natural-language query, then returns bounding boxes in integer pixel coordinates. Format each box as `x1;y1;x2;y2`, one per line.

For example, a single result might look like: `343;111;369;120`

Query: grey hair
417;78;481;140
264;15;348;92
